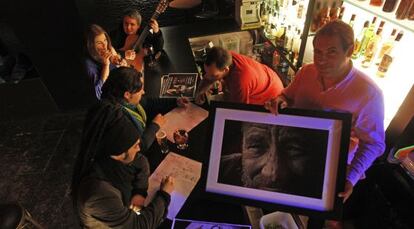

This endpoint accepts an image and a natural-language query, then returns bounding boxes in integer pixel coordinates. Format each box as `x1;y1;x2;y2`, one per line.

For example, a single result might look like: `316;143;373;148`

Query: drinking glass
156;130;169;154
173;129;189;150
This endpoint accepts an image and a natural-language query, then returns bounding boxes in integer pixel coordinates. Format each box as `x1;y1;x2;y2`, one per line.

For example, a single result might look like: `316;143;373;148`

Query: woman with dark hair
101;67;189;152
72;100;175;228
85;24;127;99
110;9;164;71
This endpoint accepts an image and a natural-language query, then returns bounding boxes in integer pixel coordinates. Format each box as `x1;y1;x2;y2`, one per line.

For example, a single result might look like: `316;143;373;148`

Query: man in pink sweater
266;20;385;207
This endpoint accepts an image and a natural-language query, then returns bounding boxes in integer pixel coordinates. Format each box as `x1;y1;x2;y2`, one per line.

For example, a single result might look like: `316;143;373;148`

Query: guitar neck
132;11;161;51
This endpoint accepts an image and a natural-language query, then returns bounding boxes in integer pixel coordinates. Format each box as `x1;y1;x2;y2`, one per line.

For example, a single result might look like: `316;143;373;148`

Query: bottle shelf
343;0;414;33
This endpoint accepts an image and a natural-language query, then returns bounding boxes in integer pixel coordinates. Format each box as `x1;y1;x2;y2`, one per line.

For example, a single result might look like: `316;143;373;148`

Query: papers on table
144;153;202;219
160;102;209;142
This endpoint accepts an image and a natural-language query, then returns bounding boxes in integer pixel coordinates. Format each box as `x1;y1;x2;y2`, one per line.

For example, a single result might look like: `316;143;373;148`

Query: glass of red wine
173;129;189;150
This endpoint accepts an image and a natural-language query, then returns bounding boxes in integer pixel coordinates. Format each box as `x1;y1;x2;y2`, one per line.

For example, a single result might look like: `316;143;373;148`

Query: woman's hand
149;19;160;33
99;49;113;66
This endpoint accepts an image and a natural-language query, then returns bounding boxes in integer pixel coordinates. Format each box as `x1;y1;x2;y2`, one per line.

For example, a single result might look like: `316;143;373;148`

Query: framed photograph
159;73;198;99
205;102;351;219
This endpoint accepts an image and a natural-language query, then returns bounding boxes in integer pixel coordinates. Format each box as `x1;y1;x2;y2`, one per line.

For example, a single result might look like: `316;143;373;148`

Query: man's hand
264;96;288;115
149;19;160;33
125;50;136;60
152;114;166;128
338;180;354;203
194;92;207;105
129;194;146;211
160;176;175;194
177;96;190;108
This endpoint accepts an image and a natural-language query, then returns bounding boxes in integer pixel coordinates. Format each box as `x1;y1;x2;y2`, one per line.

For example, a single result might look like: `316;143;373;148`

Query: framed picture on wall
204;102;352;219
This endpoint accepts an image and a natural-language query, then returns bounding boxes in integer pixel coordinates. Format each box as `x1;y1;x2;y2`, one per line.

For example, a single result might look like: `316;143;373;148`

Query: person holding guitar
85;24;127;99
111;9;164;72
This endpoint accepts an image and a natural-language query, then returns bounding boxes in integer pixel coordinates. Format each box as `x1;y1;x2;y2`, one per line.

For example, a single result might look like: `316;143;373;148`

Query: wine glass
173;129;189;150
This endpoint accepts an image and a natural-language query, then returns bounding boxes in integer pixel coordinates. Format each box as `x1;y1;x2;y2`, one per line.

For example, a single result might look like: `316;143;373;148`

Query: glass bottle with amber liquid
370;0;384;7
360;17;377;57
361;21;385;68
377;31;404;77
311;1;321;32
352;20;370;59
382;0;399;12
330;1;341;20
375;29;397;65
319;2;331;28
396;0;414;19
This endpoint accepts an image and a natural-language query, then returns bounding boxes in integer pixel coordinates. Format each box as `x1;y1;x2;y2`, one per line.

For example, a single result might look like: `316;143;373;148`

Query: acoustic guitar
126;0;172;72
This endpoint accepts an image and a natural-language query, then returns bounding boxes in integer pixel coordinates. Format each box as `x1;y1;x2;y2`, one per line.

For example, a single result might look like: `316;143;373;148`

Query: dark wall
3;0;96;111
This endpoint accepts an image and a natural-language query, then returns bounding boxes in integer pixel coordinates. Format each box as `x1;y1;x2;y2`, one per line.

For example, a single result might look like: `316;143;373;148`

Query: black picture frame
203;101;351;220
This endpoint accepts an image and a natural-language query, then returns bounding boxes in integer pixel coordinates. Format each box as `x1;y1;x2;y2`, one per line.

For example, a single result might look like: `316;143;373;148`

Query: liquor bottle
352;20;370;59
311;1;322;32
284;25;294;52
396;0;413;19
382;0;399;12
349;14;356;28
292;29;302;65
275;23;286;49
361;21;385;68
330;1;341;20
338;6;346;20
408;0;414;19
370;0;384;7
377;31;404;77
375;29;397;65
319;2;331;28
297;0;305;19
358;17;377;57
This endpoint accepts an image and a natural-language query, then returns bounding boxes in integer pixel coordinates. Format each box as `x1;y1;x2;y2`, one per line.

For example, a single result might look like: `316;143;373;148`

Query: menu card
144;153;202;219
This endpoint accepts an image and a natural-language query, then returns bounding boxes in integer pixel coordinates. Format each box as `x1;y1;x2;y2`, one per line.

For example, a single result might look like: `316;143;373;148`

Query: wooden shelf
343;0;414;33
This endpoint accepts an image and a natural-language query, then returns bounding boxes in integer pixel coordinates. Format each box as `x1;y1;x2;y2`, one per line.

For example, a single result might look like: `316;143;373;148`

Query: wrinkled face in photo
241;123;311;191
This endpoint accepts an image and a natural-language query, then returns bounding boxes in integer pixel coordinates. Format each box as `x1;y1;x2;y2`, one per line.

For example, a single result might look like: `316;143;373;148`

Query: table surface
142;19;250;226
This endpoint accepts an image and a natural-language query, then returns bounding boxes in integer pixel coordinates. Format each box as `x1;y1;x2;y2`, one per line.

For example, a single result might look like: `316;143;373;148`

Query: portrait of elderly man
218;121;329;198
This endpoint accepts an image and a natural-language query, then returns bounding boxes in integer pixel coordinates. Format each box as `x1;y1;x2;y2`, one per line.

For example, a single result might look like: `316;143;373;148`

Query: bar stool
0;203;44;229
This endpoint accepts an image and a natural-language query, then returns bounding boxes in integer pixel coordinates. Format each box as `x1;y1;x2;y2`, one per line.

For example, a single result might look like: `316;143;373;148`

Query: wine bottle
352;20;370;59
358;17;377;58
377;31;404;77
361;21;385;68
375;29;397;65
382;0;399;12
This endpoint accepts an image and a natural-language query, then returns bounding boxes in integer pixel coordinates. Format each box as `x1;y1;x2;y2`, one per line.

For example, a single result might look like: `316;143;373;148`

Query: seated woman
101;67;189;152
85;24;127;99
110;9;164;71
72;100;175;228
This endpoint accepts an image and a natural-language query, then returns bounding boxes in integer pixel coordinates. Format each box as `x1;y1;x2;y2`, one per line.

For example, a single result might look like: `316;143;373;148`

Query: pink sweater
283;64;385;185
